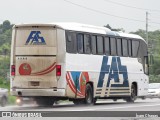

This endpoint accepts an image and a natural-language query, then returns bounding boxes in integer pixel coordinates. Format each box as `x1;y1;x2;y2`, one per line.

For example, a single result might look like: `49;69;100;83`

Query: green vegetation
8;95;16;105
0;20;15;104
0;20;12;89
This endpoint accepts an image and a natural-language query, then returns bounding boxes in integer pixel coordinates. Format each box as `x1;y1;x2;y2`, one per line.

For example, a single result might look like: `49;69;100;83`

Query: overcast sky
0;0;160;32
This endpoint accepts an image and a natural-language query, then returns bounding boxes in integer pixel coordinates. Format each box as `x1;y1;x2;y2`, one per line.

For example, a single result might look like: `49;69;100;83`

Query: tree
2;20;11;32
0;43;10;56
104;24;125;32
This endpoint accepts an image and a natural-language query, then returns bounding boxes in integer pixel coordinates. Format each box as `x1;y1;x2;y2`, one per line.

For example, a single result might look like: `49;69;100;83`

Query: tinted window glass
77;34;84;54
104;37;110;55
117;38;122;56
132;40;139;57
91;36;97;54
122;39;128;56
66;31;77;53
97;36;104;54
84;34;91;54
110;37;117;56
128;40;132;57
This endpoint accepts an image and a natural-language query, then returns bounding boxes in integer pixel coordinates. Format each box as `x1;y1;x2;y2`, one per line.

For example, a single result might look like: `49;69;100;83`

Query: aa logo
25;31;46;45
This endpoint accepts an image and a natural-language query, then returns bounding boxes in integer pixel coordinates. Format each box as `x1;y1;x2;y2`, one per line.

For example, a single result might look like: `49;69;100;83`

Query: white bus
10;23;149;106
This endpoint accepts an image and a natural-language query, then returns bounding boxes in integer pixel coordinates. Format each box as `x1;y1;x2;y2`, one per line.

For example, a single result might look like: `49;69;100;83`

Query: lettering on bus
25;31;46;45
97;56;129;88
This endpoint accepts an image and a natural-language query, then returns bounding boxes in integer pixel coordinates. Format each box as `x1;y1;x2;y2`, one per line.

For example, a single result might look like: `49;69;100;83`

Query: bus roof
14;22;146;42
115;32;145;40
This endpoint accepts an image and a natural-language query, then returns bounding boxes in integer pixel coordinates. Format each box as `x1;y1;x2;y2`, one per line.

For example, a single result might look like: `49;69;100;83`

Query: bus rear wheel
73;99;84;105
84;84;94;105
126;84;137;103
35;98;54;107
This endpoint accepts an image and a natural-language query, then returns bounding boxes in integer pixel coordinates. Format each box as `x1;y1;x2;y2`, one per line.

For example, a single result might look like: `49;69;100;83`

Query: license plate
30;81;39;86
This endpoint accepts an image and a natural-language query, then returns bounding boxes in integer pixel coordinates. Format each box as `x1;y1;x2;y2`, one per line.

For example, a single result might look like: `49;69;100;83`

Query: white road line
66;103;160;111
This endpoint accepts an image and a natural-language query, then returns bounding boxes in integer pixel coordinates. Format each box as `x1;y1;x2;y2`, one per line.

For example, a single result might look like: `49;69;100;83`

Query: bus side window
77;33;84;54
117;38;122;56
104;37;110;55
84;34;91;54
66;31;77;53
132;40;140;57
128;40;132;57
97;36;104;55
110;37;117;56
91;35;97;54
122;39;128;57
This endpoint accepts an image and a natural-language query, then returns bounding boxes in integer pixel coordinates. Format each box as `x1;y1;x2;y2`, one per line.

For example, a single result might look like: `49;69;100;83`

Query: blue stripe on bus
70;72;81;91
97;56;110;87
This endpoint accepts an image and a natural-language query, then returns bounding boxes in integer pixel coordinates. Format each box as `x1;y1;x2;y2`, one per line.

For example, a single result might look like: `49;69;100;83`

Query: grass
8;95;16;105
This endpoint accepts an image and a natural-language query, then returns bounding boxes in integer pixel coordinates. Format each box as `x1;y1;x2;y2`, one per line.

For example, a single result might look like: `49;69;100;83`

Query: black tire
141;96;146;100
36;98;54;107
1;96;7;107
126;84;137;103
113;99;117;102
85;84;94;105
73;99;84;105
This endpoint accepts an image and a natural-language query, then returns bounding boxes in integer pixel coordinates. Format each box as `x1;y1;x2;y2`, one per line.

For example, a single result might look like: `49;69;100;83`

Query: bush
149;75;160;83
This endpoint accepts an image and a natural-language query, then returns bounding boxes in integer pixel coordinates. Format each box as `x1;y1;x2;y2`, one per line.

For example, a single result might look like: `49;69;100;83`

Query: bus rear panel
10;25;66;97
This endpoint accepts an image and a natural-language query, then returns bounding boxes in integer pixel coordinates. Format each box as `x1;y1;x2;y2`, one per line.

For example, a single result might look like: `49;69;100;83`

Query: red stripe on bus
66;72;84;97
32;62;56;75
33;65;56;75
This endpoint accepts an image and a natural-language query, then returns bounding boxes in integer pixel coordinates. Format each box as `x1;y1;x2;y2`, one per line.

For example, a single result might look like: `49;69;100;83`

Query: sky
0;0;160;32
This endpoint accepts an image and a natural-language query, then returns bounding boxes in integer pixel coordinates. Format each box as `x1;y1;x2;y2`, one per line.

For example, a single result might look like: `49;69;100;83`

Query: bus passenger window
91;36;97;54
122;39;128;57
66;31;77;53
104;37;110;55
97;36;104;55
110;37;117;56
117;38;122;56
84;34;91;54
128;40;132;57
77;34;84;54
132;40;139;57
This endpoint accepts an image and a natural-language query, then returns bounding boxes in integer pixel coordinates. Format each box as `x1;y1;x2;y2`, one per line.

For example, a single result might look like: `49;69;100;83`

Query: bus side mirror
144;56;149;75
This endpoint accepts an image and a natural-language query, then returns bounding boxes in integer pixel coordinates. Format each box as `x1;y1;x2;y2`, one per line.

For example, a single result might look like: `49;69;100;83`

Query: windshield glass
149;83;160;89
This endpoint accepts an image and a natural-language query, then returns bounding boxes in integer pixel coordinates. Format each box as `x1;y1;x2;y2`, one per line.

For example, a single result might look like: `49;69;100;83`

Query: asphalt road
1;98;160;119
1;98;160;111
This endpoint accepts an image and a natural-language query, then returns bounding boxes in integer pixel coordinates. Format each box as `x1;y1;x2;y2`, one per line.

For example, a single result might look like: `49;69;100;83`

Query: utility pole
146;11;149;45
